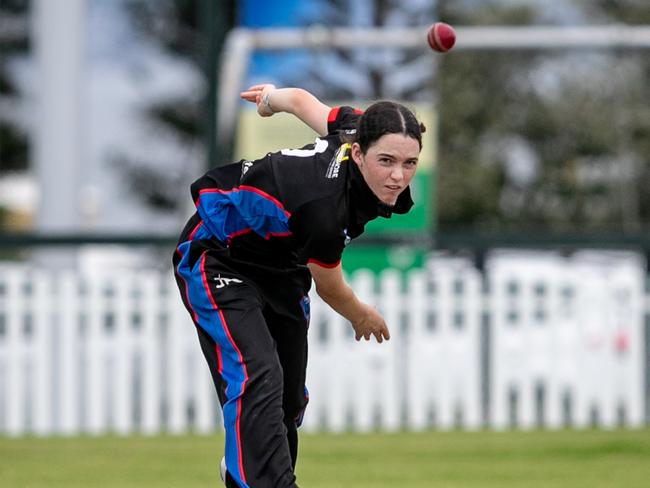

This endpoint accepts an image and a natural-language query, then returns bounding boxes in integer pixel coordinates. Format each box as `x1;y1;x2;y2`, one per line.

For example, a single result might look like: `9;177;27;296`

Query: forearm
262;88;302;115
308;262;389;342
264;87;330;136
315;281;367;324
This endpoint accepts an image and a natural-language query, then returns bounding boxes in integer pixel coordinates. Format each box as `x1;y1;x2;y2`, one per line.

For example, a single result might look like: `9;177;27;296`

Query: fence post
168;274;188;434
377;269;401;432
5;270;25;436
32;270;53;435
86;273;106;434
404;269;427;430
113;273;133;435
140;272;161;435
59;271;80;435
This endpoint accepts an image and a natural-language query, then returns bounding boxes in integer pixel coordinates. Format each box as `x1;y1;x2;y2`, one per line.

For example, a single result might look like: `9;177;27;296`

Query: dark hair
352;101;426;153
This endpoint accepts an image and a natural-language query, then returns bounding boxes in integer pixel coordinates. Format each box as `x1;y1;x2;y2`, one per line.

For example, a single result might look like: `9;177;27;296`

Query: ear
350;142;363;167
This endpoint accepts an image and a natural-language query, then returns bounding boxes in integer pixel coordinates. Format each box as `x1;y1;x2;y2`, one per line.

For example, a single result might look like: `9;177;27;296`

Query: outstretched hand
240;84;276;117
351;303;391;343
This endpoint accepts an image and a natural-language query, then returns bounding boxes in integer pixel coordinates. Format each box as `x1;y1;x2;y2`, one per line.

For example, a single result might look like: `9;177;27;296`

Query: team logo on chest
343;228;352;246
326;143;351;179
241;160;253;176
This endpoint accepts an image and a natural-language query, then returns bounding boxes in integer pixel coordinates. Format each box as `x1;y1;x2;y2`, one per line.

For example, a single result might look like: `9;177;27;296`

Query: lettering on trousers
213;274;243;289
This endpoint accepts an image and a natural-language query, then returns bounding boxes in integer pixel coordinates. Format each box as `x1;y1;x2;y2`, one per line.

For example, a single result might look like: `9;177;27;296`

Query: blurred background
1;0;650;481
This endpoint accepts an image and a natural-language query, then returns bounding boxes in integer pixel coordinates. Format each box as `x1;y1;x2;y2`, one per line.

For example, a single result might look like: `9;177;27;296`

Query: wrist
261;91;275;114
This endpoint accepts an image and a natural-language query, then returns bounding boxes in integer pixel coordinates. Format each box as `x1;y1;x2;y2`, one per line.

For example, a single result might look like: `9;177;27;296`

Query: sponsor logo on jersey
343;228;352;246
326;143;351;179
241;160;253;176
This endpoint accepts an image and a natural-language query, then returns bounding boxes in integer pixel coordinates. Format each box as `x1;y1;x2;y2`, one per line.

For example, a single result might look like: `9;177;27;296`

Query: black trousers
174;245;310;488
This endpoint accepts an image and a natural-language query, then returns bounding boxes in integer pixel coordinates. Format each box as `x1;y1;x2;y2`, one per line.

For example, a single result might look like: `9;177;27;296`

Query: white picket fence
0;251;646;436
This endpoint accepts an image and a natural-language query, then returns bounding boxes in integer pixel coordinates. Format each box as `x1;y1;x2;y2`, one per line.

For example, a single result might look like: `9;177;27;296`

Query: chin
380;197;398;206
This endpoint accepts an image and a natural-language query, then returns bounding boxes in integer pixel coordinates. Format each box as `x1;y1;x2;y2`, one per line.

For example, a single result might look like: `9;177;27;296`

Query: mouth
380;186;402;205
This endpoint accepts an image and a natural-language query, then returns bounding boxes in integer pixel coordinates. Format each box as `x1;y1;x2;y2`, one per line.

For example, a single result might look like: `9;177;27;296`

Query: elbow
315;283;332;302
315;281;348;306
315;283;338;305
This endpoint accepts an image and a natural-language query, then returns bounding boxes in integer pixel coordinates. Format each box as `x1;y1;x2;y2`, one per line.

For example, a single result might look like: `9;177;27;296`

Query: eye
404;160;418;168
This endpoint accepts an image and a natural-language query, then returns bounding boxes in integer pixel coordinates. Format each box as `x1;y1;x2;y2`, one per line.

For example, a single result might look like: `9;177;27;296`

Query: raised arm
240;84;331;137
307;262;390;343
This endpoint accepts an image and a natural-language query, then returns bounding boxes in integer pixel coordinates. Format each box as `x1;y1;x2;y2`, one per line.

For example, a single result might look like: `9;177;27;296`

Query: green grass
1;429;649;487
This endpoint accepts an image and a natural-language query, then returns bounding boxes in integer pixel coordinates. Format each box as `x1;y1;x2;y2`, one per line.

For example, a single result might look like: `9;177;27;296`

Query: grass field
2;429;649;487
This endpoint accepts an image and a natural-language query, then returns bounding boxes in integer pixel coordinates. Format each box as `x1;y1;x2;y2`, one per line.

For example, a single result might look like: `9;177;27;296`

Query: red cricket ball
427;22;456;53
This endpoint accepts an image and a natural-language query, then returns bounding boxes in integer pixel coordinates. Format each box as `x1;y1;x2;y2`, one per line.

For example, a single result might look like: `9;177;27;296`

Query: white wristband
261;92;275;113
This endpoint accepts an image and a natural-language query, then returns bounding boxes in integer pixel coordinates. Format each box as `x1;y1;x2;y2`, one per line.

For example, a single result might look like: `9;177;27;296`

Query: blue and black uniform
172;106;413;488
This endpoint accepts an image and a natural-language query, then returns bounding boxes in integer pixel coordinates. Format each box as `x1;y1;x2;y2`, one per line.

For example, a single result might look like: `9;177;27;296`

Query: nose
390;166;404;182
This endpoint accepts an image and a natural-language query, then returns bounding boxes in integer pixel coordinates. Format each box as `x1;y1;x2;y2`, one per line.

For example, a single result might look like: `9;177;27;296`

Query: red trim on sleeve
327;107;340;123
307;258;341;269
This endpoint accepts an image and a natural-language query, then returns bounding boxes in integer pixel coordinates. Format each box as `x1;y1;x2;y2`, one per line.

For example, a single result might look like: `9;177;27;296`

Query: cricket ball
427;22;456;53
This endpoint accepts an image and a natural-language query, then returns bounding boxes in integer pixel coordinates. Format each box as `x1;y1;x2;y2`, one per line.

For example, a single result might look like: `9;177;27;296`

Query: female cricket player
173;83;424;487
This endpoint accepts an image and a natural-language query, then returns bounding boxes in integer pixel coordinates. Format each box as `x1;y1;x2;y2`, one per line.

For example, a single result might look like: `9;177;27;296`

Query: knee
248;358;284;402
284;387;309;428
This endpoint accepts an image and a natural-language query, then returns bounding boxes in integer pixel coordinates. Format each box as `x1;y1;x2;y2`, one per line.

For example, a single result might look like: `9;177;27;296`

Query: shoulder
327;106;364;135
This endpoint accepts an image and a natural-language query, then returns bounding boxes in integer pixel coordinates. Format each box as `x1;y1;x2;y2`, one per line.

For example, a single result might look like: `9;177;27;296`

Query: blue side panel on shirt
196;189;290;241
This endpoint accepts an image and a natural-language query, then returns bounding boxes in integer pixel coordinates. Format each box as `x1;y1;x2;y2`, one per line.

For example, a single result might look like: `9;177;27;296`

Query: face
351;133;420;206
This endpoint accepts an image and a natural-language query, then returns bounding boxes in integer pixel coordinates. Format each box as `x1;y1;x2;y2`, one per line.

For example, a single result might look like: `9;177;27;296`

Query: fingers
372;325;390;343
240;83;274;99
372;329;389;343
240;84;265;101
356;328;390;343
355;332;373;342
239;90;259;102
382;326;391;341
352;314;390;343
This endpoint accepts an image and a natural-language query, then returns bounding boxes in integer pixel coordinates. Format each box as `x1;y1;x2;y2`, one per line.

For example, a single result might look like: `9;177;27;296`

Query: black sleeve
291;200;346;268
327;106;363;135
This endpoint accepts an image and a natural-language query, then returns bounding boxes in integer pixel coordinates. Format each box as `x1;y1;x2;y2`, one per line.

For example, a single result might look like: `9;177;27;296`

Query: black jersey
177;106;413;271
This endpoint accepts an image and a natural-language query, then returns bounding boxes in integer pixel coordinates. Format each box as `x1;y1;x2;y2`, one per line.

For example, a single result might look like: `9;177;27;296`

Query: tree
116;0;235;213
0;0;29;174
437;0;650;234
288;0;436;101
0;0;30;229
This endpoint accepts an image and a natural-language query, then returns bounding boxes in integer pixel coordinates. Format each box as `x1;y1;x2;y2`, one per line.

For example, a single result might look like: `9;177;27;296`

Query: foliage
289;0;436;101
0;124;28;172
438;0;650;232
0;0;29;174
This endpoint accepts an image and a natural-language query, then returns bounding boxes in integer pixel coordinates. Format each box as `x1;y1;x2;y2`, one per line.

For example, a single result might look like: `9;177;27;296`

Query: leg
264;295;310;469
175;251;297;488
